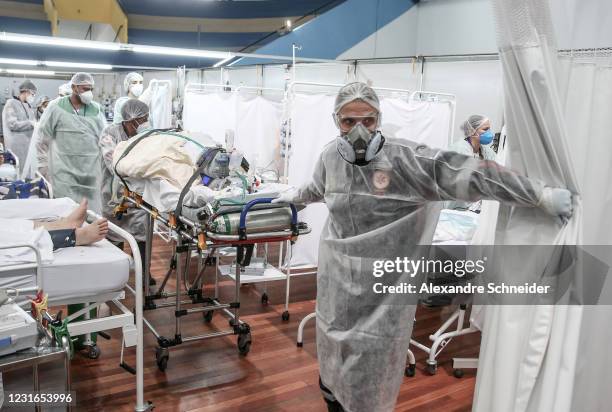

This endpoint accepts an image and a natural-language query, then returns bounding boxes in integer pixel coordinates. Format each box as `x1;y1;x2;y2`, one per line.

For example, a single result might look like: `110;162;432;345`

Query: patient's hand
75;219;108;246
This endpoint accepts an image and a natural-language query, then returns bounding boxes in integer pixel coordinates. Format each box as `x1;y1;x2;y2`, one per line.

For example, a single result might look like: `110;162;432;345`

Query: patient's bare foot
64;199;88;228
75;219;108;246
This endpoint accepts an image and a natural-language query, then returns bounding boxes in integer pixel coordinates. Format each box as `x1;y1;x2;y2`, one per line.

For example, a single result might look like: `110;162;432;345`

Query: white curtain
235;94;282;171
287;93;338;267
182;91;282;172
288;92;454;268
141;80;172;129
474;1;612;411
182;91;236;144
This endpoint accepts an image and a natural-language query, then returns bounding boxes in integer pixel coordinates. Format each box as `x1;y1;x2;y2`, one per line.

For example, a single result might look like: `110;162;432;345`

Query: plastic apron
39;97;106;213
296;137;545;412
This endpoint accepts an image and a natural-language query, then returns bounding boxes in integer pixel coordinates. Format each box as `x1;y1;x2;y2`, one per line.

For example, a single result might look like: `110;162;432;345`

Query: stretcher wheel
203;310;214;323
156;347;169;372
453;369;464;379
229;318;236;327
237;332;252;356
405;364;416;377
281;311;290;321
425;363;437;375
261;293;269;305
87;345;101;359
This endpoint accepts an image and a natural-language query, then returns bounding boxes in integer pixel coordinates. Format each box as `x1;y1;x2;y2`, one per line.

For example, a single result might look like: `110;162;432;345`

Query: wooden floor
4;238;480;411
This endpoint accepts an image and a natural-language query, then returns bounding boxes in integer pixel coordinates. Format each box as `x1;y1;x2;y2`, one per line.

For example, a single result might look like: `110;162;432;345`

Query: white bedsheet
0;198;130;301
0;239;129;302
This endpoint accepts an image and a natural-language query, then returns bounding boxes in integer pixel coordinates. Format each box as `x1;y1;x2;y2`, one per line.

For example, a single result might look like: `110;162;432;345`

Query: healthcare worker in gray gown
2;80;37;172
273;82;574;412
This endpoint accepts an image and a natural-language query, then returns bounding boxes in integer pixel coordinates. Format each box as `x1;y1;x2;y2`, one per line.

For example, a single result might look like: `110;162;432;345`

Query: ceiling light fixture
4;68;56;76
0;32;121;51
46;61;113;70
0;57;38;66
132;44;230;60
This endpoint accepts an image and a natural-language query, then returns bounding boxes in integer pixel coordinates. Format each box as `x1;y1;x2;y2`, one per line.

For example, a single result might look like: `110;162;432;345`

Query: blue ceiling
117;0;344;19
1;0;348;66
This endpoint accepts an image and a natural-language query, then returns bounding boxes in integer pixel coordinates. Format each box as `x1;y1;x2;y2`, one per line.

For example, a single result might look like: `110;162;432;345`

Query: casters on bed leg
405;364;416;377
425;363;437;376
453;369;464;379
281;311;290;322
156;347;169;372
261;293;269;305
86;344;101;359
203;310;214;323
237;324;251;356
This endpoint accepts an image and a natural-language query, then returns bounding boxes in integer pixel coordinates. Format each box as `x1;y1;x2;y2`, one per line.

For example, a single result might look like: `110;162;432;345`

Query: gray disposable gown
37;96;106;213
99;123;147;242
2;98;35;172
295;137;545;412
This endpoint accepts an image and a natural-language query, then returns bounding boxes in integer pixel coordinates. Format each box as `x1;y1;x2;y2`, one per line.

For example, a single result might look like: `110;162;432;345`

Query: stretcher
113;129;311;371
0;198;149;411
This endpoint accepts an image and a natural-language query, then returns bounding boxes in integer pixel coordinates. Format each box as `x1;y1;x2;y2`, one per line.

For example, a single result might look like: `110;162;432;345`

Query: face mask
25;94;35;105
79;90;94;105
337;123;384;166
130;84;143;98
136;121;150;133
479;129;494;145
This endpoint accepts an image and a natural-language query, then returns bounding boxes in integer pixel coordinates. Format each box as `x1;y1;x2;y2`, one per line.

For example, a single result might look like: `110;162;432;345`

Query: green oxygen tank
209;207;293;235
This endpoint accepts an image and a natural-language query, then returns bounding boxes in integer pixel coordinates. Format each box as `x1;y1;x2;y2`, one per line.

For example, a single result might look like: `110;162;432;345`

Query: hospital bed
406;209;481;377
113;128;310;371
0;198;149;411
0;149;52;200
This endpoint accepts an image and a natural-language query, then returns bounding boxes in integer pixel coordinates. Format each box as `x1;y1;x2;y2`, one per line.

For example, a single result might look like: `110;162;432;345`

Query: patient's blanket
114;133;196;189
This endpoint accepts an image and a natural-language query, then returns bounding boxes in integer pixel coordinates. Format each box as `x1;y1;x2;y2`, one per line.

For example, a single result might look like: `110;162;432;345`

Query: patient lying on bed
30;199;108;249
0;199;108;264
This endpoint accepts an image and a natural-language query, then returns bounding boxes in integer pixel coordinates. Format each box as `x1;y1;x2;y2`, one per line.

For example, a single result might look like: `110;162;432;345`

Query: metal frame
409;304;479;375
0;209;148;411
120;191;308;371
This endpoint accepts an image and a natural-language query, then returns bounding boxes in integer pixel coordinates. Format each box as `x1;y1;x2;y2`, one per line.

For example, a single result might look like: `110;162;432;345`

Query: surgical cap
58;83;72;96
36;95;50;107
123;72;144;92
19;79;37;93
461;115;489;137
121;99;149;122
71;72;94;86
334;82;380;114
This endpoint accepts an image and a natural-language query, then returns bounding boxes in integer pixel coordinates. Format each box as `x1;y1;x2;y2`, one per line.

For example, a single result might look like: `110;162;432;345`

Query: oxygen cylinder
209;207;293;235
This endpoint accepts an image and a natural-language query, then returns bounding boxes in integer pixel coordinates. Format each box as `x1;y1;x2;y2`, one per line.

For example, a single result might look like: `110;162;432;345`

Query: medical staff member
37;72;106;213
447;114;497;212
2;80;37;172
273;82;573;412
99;99;155;285
451;114;497;160
35;95;51;120
113;72;144;124
58;82;72;97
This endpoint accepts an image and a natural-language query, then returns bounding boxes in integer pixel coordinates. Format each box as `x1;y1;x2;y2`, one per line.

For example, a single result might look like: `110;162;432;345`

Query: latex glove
271;188;300;204
29;120;36;128
538;187;573;223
